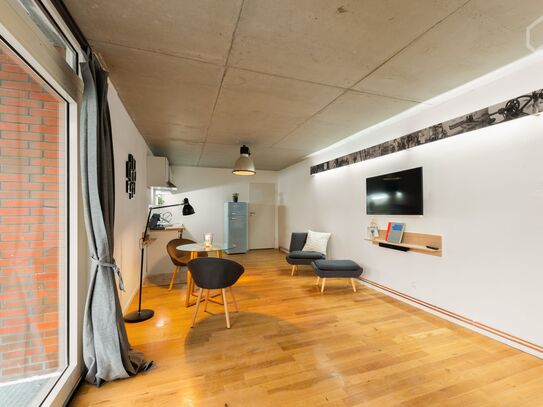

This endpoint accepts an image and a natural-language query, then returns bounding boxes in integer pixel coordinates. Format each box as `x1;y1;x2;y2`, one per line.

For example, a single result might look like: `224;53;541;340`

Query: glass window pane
0;40;67;406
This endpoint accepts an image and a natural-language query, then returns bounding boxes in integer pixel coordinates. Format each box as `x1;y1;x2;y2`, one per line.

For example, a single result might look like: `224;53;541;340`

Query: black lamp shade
182;198;195;216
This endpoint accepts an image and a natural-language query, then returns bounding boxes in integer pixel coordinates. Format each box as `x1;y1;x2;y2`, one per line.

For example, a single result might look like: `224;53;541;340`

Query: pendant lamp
233;145;255;175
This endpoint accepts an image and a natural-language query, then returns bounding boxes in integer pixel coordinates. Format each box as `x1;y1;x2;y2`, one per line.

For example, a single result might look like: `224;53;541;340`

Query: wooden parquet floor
70;249;543;406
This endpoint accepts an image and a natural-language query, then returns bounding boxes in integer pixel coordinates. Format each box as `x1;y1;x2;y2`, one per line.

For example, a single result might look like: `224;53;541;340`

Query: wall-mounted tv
366;167;423;215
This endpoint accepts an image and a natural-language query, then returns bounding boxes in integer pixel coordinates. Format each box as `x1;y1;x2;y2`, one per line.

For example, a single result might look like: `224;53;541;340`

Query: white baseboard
122;286;139;314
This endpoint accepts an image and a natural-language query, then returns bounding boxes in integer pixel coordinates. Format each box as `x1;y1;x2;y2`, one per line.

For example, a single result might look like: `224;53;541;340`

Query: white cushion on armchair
302;230;331;255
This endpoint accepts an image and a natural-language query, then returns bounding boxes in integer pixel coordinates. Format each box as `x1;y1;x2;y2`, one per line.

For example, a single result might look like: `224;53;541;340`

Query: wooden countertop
148;227;184;232
143;227;183;242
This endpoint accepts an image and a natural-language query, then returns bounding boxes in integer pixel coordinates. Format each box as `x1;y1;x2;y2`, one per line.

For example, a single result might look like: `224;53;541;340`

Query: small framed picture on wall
367;226;379;239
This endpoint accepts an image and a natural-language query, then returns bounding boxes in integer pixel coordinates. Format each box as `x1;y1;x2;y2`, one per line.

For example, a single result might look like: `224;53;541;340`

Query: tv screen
366;167;423;215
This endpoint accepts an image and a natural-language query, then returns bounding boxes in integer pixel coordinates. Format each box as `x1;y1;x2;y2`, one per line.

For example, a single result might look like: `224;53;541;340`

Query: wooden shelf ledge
365;230;442;257
148;227;184;233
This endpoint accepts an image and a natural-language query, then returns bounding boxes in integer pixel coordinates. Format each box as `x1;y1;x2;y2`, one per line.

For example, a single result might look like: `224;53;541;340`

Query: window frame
36;0;87;75
15;0;80;73
0;0;84;406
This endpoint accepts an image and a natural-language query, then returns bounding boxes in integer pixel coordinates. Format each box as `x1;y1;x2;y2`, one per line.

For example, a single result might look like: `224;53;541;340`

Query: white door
249;183;276;249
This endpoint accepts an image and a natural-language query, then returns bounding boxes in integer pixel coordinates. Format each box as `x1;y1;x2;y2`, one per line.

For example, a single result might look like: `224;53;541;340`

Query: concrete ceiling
64;0;542;170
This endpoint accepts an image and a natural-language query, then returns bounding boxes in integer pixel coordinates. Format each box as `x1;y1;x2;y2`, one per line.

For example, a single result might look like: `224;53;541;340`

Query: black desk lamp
181;197;194;216
124;198;195;323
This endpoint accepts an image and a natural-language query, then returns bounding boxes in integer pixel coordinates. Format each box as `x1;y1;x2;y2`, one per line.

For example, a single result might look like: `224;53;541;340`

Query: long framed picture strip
311;89;543;175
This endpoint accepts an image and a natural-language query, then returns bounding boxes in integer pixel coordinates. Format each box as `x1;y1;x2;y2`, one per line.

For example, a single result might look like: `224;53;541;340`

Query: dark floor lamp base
124;309;154;323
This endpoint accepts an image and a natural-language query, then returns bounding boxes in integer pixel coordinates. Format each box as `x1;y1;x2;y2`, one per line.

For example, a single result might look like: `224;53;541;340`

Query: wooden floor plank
70;249;543;406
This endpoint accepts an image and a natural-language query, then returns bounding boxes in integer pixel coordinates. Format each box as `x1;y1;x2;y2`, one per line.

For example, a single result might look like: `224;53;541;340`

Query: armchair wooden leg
229;286;238;312
350;278;357;292
291;265;297;276
168;266;178;291
316;276;320;285
191;288;203;327
222;288;231;329
204;289;210;312
320;278;326;293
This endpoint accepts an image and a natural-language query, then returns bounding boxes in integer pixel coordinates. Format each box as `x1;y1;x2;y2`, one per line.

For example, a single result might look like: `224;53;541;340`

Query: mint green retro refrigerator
224;202;248;254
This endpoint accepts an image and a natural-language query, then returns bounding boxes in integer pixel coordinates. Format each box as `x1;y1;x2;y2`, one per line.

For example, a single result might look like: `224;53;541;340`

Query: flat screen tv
366;167;423;215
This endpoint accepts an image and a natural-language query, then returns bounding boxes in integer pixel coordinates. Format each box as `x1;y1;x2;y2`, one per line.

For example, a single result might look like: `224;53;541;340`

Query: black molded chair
187;257;244;329
285;232;325;276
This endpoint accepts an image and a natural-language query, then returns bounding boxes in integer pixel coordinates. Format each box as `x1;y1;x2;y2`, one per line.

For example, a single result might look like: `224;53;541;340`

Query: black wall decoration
311;89;543;175
126;154;136;199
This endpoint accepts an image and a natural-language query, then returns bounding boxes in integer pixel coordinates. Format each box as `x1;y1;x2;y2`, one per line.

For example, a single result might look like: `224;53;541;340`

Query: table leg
185;251;197;307
185;272;192;307
207;250;224;304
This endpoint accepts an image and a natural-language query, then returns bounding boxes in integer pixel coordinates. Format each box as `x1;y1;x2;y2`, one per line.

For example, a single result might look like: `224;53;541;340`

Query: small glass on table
204;232;213;248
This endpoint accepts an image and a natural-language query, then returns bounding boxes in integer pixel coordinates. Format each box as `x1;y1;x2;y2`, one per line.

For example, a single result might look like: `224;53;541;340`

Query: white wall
163;166;278;245
278;52;543;355
108;82;152;310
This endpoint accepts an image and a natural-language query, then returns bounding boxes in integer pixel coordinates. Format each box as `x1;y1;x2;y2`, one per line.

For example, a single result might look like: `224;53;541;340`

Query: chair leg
204;289;210;312
229;286;238;312
191;288;203;327
222;288;230;329
321;278;326;293
168;266;178;291
316;276;320;285
350;278;357;292
291;265;297;276
190;274;199;298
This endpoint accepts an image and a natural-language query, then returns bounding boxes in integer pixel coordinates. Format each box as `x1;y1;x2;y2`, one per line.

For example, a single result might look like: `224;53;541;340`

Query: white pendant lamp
233;145;256;175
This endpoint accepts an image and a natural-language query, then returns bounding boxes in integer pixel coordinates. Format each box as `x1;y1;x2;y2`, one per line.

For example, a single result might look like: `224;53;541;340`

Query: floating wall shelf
365;230;442;257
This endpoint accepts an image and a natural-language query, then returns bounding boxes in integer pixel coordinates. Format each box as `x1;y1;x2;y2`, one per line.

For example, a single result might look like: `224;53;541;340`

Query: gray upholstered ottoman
311;260;363;293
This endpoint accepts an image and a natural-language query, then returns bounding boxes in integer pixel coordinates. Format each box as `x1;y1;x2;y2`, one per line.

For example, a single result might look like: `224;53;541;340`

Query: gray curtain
80;51;149;386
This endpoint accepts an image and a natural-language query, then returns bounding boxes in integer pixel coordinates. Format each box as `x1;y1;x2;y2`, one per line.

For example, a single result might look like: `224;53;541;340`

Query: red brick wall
0;46;65;381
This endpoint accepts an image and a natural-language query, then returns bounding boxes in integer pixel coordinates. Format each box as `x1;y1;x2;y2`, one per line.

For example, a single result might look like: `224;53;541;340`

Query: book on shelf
385;222;392;240
386;222;406;244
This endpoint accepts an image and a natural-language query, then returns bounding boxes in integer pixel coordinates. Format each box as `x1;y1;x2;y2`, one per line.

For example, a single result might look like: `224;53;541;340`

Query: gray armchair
285;232;325;276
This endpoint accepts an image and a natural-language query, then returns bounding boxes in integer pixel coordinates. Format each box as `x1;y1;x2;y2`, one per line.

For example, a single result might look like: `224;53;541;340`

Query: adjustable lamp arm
143;203;184;241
